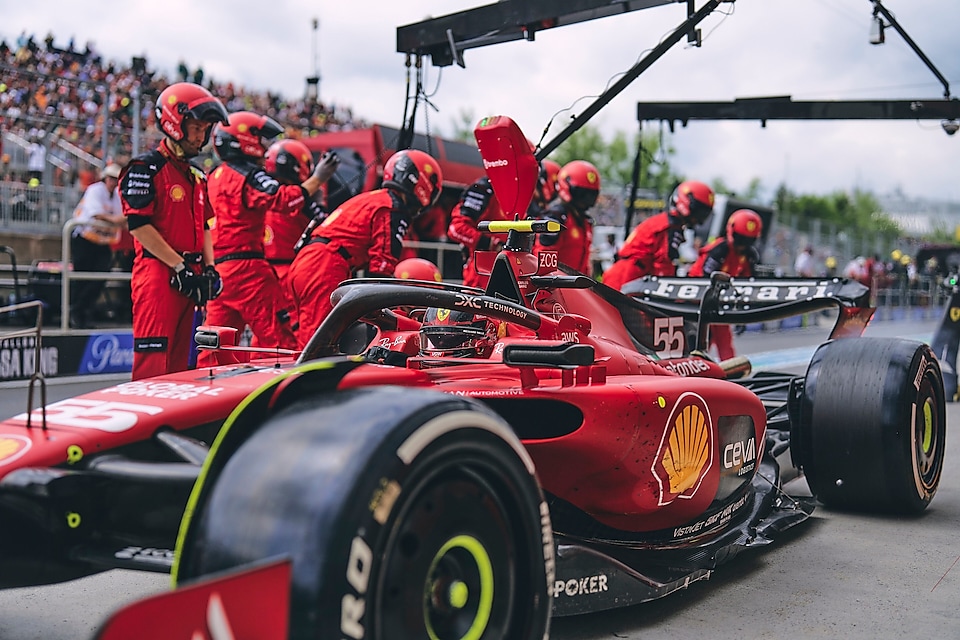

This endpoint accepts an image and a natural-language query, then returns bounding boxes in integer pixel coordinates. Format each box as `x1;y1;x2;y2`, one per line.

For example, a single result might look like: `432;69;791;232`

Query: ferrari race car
0;116;946;639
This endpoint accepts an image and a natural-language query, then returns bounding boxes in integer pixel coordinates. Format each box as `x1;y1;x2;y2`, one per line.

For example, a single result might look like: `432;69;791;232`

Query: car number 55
654;317;685;359
15;399;163;433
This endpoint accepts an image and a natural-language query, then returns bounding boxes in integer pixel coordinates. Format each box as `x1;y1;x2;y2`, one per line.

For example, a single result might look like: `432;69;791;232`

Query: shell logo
746;220;757;232
170;185;186;202
423;163;435;175
0;435;31;466
652;392;713;505
951;307;960;322
237;123;249;133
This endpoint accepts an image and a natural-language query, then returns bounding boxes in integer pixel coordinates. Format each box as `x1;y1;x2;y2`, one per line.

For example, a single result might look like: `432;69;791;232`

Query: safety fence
0;182;76;234
0;223;949;335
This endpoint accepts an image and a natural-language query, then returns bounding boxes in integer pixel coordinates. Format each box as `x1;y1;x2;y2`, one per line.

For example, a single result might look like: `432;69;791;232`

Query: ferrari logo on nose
950;307;960;322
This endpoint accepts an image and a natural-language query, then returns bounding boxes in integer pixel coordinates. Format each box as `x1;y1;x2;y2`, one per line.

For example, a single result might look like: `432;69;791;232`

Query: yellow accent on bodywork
485;220;561;234
66;445;83;464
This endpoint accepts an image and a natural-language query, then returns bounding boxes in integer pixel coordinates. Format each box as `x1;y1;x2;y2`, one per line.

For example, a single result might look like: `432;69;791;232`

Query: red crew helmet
537;159;561;204
383;150;444;211
394;257;442;282
155;82;228;142
265;139;315;184
669;180;715;225
726;209;763;248
557;160;601;212
213;111;284;162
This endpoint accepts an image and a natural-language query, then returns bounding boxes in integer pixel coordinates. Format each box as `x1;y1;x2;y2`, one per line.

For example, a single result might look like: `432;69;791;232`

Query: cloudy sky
4;0;958;203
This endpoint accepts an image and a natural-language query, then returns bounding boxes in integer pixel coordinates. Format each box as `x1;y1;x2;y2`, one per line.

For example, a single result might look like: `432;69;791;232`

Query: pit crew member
288;149;442;347
532;160;601;275
262;138;329;285
688;208;762;360
527;158;561;218
199;112;339;367
602;180;715;291
447;176;509;289
119;82;228;380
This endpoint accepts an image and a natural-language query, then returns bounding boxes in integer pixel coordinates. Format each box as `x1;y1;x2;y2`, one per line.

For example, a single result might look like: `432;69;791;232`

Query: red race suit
120;143;210;380
532;201;593;275
688;237;759;360
288;189;411;347
198;161;304;366
265;194;326;284
602;212;684;291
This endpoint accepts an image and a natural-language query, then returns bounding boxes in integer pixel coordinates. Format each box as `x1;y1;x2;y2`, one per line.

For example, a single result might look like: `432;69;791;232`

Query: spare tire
176;386;552;640
796;338;945;514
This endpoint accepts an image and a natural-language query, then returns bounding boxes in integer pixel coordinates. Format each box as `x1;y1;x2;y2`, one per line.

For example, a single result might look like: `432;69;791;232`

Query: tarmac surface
0;316;956;640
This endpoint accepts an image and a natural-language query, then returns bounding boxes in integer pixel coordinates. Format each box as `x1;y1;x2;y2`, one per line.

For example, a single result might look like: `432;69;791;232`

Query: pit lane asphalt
1;317;957;640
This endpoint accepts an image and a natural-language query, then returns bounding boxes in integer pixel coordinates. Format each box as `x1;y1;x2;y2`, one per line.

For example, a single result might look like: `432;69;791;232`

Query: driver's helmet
419;308;499;358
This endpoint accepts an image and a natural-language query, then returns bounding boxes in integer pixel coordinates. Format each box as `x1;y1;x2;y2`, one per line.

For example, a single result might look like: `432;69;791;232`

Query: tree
711;177;764;202
774;184;901;241
449;108;478;144
549;124;682;194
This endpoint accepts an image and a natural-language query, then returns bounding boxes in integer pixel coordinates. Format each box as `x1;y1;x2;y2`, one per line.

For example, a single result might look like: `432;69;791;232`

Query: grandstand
1;30;368;256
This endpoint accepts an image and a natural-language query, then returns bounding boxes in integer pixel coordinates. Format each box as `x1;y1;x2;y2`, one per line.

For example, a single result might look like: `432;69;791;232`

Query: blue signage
78;332;135;374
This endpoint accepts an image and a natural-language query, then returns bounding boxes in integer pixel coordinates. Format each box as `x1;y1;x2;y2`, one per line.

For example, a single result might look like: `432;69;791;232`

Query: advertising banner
0;331;133;382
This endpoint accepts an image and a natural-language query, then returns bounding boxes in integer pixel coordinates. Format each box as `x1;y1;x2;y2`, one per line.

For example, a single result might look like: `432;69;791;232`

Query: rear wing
618;274;874;344
622;275;869;315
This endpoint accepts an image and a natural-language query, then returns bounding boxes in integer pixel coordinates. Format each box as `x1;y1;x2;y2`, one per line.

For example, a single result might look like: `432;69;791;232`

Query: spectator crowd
0;30;366;188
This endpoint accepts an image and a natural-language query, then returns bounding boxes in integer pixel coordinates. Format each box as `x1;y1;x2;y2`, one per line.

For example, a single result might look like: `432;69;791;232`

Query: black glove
201;265;223;303
170;263;204;304
668;228;685;261
313;151;340;183
460;179;492;220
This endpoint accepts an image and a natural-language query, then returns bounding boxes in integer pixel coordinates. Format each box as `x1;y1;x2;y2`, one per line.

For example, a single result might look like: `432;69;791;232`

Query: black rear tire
797;338;945;514
177;387;552;640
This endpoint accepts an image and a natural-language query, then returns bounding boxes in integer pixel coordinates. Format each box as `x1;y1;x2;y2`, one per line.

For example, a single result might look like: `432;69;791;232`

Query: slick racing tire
797;338;945;514
178;387;553;640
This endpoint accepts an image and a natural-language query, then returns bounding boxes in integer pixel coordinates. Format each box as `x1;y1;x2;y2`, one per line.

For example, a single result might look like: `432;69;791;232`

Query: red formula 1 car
0;117;946;640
